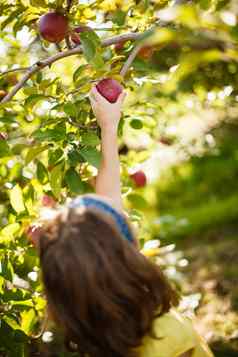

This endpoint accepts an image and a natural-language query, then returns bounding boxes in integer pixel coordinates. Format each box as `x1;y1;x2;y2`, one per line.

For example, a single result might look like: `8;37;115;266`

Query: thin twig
0;67;30;76
55;43;62;52
120;42;144;78
67;79;98;96
65;35;72;50
0;32;142;104
66;0;73;13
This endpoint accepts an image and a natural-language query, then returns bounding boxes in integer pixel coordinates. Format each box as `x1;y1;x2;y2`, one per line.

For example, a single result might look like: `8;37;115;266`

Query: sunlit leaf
25;145;48;165
73;65;90;83
50;161;64;198
0;140;11;158
0;223;21;243
81;132;100;146
24;94;51;108
3;315;22;330
36;161;48;184
21;309;36;335
9;185;25;214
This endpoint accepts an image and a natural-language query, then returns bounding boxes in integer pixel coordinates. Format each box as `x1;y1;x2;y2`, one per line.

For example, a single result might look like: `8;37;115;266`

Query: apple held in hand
71;26;92;45
96;78;123;103
42;195;56;208
39;12;69;43
130;170;147;188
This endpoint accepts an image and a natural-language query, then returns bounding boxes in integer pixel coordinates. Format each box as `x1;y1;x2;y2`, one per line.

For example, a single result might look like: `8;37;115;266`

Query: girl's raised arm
89;86;126;211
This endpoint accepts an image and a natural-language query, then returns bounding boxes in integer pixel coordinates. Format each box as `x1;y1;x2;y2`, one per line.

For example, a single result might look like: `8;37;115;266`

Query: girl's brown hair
39;206;179;357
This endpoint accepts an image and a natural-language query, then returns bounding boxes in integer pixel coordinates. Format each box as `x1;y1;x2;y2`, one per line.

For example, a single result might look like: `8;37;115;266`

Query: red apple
39;12;69;43
96;78;123;103
0;132;7;140
130;170;147;188
42;195;56;208
26;225;42;247
70;26;92;45
138;46;155;60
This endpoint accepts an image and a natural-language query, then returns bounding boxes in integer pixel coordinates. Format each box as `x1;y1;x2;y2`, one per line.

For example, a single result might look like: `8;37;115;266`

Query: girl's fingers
117;91;127;105
89;93;96;106
89;87;98;102
91;85;109;104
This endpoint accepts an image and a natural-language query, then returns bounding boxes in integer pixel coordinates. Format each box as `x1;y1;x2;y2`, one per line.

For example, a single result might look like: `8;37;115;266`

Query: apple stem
120;42;144;78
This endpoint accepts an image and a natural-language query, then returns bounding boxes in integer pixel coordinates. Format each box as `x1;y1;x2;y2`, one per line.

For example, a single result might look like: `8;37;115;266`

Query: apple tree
0;0;238;354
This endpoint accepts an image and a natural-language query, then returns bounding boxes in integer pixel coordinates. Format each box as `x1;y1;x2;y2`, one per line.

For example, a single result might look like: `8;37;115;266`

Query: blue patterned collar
68;196;134;244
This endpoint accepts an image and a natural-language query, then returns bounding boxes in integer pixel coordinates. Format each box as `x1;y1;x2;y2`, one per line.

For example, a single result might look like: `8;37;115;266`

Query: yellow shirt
138;310;214;357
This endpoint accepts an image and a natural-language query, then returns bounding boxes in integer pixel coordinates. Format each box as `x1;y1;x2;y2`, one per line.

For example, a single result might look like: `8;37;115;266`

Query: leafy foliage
0;0;238;354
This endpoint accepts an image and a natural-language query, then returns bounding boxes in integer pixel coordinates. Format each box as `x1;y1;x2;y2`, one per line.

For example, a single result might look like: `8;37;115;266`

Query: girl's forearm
95;128;122;210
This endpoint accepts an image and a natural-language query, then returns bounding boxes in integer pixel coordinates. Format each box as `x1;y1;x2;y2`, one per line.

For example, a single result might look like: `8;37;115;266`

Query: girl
39;86;214;357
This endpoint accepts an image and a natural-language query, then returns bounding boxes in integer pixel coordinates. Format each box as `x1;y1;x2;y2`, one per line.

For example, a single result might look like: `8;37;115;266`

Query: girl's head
39;195;178;357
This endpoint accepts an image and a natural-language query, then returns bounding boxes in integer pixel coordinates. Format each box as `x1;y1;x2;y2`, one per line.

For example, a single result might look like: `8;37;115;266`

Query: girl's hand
89;86;126;132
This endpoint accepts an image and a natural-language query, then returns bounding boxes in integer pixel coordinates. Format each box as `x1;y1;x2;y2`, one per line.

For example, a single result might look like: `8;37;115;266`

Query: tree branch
0;67;30;76
0;32;142;104
120;42;143;78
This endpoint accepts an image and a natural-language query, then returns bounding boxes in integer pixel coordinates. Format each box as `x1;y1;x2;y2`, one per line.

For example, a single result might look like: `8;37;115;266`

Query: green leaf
9;185;25;214
36;161;48;184
130;119;143;130
80;31;103;68
112;10;127;26
80;147;101;168
3;315;22;330
0;139;11;158
73;64;89;83
33;123;66;142
81;132;100;146
65;168;85;194
64;103;78;118
24;94;50;108
11;299;34;308
80;33;96;62
48;148;64;166
50;161;64;198
92;53;104;69
25;145;48;165
21;309;36;335
0;257;14;281
0;223;21;243
127;193;148;210
68;149;85;166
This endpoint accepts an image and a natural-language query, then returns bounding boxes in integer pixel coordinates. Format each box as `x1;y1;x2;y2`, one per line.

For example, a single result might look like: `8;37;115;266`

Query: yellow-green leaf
9;185;25;214
50;162;64;198
21;309;36;335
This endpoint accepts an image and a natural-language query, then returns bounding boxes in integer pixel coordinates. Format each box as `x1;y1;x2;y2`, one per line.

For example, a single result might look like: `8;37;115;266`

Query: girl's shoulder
137;309;214;357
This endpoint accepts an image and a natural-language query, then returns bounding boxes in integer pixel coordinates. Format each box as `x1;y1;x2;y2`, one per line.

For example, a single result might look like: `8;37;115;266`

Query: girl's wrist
101;125;118;137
